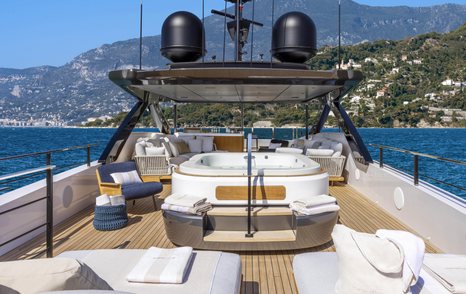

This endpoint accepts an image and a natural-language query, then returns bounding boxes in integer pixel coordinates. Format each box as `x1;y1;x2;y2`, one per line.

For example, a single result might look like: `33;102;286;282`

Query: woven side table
93;204;128;231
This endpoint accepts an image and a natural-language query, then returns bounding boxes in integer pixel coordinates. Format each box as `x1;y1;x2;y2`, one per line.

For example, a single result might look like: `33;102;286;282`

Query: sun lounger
55;249;241;294
293;252;458;294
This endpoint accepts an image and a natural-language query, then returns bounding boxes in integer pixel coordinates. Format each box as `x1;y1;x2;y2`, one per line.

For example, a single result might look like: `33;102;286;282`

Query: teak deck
1;184;439;294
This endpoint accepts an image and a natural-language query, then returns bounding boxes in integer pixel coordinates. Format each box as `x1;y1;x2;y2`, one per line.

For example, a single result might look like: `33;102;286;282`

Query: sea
0;127;465;199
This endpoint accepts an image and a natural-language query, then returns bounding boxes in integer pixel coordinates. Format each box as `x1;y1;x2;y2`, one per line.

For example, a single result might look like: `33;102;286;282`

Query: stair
206;206;294;231
203;229;296;243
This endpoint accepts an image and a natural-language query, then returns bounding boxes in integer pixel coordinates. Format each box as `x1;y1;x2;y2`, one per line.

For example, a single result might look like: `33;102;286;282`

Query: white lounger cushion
0;257;112;293
306;148;334;156
293;252;452;294
58;250;241;294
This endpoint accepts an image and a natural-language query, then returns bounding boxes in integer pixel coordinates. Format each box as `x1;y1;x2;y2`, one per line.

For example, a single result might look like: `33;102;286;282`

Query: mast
139;0;143;70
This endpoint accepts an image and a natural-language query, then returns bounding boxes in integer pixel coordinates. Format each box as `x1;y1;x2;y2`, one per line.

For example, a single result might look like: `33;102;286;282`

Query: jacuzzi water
173;152;328;205
179;152;321;176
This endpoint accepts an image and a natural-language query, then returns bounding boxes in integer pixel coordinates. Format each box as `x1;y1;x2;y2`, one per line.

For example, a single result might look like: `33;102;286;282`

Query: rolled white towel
96;194;111;206
293;194;337;208
290;203;340;215
127;247;193;284
109;195;125;206
164;193;207;208
376;230;425;292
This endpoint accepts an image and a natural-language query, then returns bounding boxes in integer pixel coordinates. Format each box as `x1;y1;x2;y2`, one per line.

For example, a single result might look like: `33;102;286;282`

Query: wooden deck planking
0;183;440;294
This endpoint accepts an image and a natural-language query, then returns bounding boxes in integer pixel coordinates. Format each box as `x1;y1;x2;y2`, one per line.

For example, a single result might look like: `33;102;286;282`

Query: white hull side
0;162;100;256
346;154;466;254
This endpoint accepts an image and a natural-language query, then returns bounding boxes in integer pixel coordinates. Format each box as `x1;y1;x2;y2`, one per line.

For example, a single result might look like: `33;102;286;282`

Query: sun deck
0;183;439;294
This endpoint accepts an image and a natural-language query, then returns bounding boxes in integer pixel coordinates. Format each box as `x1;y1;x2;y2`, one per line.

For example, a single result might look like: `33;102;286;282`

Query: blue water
0;127;465;198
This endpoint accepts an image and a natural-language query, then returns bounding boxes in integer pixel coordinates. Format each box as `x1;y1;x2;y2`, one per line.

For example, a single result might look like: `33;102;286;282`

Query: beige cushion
175;141;190;154
187;139;203;153
332;225;404;293
0;257;112;294
110;171;142;185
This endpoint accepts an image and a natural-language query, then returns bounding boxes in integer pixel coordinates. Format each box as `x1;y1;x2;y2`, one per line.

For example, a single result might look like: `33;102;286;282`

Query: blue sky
1;0;465;69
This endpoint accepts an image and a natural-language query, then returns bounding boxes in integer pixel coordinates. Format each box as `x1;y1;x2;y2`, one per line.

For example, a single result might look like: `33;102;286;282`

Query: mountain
0;0;465;125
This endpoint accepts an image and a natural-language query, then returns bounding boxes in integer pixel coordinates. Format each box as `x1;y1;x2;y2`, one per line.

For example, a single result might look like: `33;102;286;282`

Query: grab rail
370;144;466;195
0;165;55;257
0;143;101;257
245;133;254;238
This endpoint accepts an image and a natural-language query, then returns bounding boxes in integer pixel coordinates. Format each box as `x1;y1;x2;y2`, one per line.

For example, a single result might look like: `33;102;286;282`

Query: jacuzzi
172;152;329;205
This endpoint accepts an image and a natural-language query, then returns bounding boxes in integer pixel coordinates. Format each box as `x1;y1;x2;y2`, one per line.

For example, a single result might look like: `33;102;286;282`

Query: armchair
96;161;163;210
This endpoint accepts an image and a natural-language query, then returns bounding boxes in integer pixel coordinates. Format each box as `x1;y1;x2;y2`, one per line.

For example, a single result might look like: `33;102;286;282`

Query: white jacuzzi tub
172;152;329;205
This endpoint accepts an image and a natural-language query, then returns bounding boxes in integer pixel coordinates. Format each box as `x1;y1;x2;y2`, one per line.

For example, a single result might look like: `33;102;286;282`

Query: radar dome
161;11;205;63
271;12;317;63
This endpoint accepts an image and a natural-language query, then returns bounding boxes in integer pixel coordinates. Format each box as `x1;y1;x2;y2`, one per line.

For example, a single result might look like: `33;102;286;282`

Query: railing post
46;152;54;257
87;144;91;167
245;133;253;238
414;155;419;186
379;147;383;168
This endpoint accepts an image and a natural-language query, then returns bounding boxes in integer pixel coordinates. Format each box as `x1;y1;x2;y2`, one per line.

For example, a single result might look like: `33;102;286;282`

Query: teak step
207;206;292;217
203;230;296;243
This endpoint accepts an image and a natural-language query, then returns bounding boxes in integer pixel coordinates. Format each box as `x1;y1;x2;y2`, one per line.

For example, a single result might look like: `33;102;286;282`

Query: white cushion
187;139;203;153
0;257;112;293
110;170;142;185
320;141;333;149
306;149;334;156
134;143;146;156
168;141;181;157
275;147;303;154
200;137;214;152
178;135;195;144
268;143;282;149
145;146;165;156
332;225;404;293
332;151;342;157
331;142;343;153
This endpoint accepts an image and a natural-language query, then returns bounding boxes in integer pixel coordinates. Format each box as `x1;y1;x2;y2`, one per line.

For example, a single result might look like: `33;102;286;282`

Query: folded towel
423;254;466;293
162;203;212;215
96;194;111;206
289;203;340;215
164;193;207;208
127;247;193;284
376;229;425;291
293;194;337;208
109;195;125;206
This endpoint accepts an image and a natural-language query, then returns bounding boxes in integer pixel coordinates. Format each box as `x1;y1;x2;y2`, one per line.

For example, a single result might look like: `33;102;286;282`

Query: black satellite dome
271;12;317;63
161;11;205;63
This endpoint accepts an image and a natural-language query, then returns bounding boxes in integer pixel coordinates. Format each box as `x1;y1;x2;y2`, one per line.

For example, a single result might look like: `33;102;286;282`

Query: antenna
222;0;227;63
270;0;275;65
249;0;256;63
139;0;143;70
338;0;341;69
202;0;205;63
212;0;263;62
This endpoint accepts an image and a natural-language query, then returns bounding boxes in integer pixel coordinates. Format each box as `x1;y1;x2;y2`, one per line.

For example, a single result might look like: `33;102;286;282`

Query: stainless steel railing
0;143;100;257
369;144;466;196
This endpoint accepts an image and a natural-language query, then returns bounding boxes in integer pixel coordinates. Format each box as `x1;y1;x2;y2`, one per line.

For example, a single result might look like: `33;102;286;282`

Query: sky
1;0;465;69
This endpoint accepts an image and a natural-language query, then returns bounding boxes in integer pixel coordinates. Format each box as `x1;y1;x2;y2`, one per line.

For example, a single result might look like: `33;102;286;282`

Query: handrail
369;143;466;194
369;144;466;167
245;133;254;238
0;143;99;162
0;165;54;257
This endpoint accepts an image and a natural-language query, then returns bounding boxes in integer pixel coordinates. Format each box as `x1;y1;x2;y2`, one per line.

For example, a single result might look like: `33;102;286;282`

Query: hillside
0;0;465;126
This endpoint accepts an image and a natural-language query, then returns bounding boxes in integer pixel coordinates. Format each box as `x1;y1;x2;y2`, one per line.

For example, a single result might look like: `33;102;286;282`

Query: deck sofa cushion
0;257;112;293
332;224;404;293
169;156;189;166
178;135;195;144
200;136;215;152
121;182;163;200
145;146;166;156
134;142;147;156
293;252;452;294
187;139;203;153
58;250;242;294
110;170;142;185
306;148;334;156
